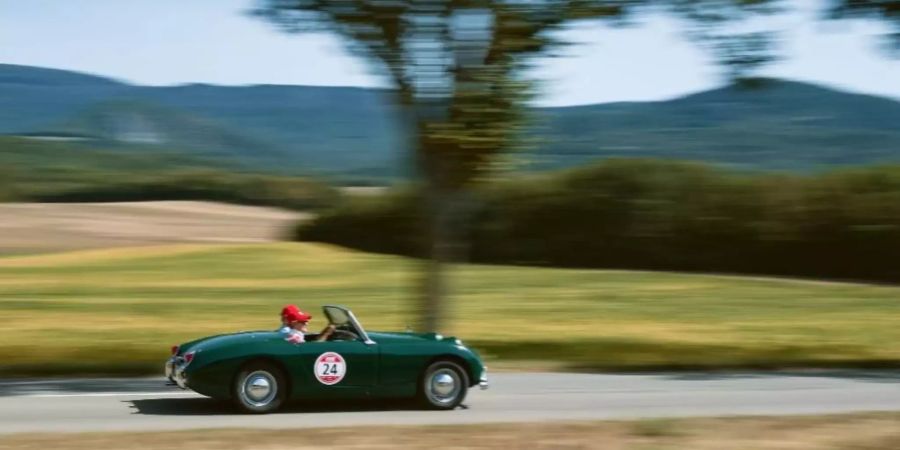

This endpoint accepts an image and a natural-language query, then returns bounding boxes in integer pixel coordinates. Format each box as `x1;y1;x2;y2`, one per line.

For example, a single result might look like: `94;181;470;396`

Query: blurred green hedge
298;159;900;282
31;170;339;211
0;136;338;211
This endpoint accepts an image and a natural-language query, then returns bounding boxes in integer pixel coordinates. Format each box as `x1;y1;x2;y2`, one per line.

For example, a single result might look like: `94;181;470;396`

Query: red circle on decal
314;352;346;385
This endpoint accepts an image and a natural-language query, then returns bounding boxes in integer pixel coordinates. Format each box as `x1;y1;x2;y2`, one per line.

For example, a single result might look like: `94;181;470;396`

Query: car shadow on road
0;378;176;398
127;397;422;416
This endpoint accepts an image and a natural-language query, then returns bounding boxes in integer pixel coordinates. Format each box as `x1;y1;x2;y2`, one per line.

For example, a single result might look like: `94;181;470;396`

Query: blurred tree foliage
299;160;900;282
253;0;791;330
828;0;900;51
255;0;899;329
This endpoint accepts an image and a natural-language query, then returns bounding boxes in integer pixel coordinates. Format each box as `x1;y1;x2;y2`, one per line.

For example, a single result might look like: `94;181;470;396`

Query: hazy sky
1;0;898;106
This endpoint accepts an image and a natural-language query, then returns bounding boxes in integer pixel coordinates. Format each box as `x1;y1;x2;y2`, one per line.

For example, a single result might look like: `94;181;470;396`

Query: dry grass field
1;413;898;449
0;201;305;254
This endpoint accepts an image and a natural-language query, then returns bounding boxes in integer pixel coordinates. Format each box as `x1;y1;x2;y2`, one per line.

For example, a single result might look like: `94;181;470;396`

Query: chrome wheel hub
427;368;460;404
241;371;277;407
433;373;455;396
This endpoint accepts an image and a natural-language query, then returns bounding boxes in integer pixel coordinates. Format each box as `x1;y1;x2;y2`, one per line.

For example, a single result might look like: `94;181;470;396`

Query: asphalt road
0;371;898;434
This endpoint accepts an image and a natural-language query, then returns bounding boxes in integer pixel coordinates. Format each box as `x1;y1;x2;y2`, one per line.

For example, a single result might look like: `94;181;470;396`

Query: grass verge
1;413;898;449
0;243;898;376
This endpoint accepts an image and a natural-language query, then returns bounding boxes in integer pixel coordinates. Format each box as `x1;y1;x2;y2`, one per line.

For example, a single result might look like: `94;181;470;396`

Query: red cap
281;305;312;324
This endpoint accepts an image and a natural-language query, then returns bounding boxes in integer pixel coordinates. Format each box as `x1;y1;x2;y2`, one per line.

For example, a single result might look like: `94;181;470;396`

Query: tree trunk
414;130;468;332
419;185;453;332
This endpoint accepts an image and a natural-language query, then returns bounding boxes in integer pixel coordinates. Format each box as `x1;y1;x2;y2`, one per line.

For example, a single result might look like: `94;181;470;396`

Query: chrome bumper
479;368;489;390
165;356;188;389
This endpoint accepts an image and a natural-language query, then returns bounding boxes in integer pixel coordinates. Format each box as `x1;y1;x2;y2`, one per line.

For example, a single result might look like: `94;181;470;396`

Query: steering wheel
328;325;359;341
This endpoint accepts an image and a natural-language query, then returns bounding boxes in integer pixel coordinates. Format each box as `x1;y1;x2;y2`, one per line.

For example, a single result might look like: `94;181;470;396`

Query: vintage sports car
166;305;488;413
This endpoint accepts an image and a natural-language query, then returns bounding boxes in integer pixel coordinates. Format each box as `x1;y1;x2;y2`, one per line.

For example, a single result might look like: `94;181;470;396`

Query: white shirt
279;326;305;344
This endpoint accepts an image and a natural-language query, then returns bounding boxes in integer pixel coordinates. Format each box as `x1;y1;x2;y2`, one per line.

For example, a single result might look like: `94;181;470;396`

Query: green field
0;243;897;376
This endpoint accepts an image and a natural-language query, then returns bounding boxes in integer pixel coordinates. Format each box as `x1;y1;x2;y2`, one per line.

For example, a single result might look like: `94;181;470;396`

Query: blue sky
1;0;898;106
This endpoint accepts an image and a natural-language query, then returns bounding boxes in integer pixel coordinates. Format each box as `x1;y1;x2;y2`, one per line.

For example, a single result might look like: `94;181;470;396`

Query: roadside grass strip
0;413;898;449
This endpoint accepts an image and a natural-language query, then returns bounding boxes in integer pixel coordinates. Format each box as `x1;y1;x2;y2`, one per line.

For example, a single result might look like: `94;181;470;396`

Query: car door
283;338;379;399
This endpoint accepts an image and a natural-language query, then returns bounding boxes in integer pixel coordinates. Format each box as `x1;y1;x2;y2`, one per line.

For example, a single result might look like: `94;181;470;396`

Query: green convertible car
165;305;488;413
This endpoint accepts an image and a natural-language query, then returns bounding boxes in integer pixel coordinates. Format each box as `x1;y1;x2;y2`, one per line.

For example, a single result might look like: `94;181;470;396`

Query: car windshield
322;305;374;344
323;306;351;327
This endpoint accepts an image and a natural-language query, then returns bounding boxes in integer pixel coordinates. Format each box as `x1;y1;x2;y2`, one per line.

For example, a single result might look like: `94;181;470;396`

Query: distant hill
0;65;130;133
2;64;899;175
0;64;405;176
127;84;404;173
56;100;290;167
530;80;900;170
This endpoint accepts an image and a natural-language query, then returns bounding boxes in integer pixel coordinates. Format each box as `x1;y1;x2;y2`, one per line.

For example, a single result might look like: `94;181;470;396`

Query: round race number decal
314;352;346;385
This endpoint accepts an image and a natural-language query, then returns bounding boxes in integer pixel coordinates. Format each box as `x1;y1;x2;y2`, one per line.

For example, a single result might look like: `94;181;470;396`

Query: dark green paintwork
174;326;486;401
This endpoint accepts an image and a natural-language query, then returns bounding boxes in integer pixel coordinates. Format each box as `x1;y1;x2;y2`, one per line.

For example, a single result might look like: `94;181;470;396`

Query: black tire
418;360;469;410
232;361;288;414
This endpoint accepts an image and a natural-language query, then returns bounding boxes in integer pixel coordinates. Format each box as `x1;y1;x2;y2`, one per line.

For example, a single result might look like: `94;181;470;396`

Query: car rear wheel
418;360;469;410
233;362;287;414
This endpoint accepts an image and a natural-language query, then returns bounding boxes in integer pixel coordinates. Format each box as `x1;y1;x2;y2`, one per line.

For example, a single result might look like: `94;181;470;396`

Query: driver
279;305;335;344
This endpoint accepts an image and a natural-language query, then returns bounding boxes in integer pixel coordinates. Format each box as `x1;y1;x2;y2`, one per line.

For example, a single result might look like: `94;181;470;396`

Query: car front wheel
233;362;287;414
418;360;469;410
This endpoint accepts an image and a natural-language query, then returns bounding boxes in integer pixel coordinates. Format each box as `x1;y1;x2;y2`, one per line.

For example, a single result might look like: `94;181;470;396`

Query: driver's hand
325;324;336;333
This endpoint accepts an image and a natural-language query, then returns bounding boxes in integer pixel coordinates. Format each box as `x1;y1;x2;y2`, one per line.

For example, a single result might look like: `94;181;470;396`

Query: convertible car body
165;305;488;413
